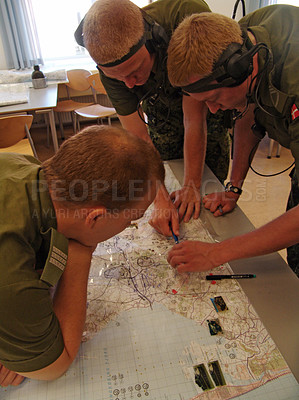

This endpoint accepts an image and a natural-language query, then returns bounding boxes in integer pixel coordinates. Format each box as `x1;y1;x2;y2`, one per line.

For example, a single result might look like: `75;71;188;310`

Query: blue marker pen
170;225;179;244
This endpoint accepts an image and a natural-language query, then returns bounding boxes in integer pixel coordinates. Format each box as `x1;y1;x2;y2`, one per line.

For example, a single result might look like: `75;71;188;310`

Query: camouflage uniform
142;66;230;183
146;103;229;183
99;0;230;184
206;111;231;184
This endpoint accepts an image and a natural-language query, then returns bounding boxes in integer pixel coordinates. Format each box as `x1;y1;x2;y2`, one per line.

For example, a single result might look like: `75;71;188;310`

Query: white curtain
0;0;43;69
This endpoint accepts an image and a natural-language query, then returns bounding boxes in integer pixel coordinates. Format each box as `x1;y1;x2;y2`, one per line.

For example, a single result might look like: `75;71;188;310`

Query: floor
31;123;294;262
229;137;294;262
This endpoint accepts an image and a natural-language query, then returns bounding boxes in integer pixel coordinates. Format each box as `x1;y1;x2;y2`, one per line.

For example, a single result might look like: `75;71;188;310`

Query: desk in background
0;84;59;153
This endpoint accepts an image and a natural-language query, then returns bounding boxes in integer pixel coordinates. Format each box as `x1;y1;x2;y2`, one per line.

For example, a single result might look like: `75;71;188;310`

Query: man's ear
85;207;107;228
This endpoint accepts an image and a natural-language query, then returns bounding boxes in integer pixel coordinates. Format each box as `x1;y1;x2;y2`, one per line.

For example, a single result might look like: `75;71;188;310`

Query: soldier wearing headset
167;5;299;276
76;0;231;240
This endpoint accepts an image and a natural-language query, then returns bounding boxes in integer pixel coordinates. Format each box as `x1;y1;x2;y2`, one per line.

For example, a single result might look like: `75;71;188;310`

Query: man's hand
170;185;201;223
0;363;25;387
167;241;219;273
203;191;239;216
149;193;179;237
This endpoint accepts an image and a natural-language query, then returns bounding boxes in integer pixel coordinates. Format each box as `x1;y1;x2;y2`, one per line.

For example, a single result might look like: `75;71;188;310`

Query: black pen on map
206;274;256;280
170;224;179;244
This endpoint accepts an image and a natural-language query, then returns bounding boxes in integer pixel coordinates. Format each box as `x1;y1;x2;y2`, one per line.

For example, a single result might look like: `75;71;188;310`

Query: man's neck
52;201;85;240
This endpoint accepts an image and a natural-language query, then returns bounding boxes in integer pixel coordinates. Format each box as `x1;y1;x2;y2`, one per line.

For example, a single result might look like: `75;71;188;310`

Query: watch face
225;183;241;194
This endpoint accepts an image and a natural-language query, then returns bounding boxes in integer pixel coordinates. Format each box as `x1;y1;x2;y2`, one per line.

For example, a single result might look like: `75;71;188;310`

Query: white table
168;159;299;383
0;84;59;152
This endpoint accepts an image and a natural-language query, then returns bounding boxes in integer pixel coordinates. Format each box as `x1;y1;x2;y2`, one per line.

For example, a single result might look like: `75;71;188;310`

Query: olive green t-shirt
239;5;299;178
0;153;68;372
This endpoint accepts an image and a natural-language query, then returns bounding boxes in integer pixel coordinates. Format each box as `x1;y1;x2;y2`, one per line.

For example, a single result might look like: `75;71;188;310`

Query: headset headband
181;31;263;94
98;34;147;67
74;10;168;68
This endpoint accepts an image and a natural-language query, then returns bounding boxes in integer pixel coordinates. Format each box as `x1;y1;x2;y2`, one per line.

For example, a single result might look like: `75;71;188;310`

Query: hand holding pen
170;224;179;244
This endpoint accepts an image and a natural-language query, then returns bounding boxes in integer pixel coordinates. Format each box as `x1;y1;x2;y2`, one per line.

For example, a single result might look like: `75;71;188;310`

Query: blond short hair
167;12;243;87
42;125;165;210
83;0;144;65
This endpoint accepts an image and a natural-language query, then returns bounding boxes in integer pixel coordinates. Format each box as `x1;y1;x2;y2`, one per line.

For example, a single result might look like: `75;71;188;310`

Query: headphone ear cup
226;52;253;80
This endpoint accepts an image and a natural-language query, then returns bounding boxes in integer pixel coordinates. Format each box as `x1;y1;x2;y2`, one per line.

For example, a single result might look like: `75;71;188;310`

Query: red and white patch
291;103;299;121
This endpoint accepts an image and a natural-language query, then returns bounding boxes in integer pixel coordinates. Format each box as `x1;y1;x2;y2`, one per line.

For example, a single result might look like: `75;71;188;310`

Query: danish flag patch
291;103;299;121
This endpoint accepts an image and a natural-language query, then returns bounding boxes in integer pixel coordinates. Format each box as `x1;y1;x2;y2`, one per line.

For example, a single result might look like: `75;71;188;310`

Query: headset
74;9;170;128
74;10;169;67
191;34;294;178
181;32;270;94
74;18;85;48
180;28;294;178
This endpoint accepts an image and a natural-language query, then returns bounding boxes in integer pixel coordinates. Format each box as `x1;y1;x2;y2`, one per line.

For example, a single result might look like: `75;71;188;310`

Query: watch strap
225;181;242;195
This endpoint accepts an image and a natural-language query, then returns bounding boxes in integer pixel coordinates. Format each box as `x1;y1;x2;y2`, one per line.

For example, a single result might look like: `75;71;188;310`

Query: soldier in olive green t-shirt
166;5;299;276
0;124;164;387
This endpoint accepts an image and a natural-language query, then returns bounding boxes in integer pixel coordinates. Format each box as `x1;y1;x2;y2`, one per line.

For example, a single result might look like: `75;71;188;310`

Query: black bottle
32;65;45;79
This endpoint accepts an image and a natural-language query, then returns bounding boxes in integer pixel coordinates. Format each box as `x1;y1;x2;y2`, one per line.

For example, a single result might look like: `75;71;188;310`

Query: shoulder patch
40;228;68;286
291;104;299;121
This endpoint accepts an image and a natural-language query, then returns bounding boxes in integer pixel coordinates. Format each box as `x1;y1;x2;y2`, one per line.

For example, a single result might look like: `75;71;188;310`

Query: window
276;0;299;4
31;0;151;70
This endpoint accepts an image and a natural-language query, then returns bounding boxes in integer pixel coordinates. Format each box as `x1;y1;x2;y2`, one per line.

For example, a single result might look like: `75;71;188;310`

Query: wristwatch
225;181;242;195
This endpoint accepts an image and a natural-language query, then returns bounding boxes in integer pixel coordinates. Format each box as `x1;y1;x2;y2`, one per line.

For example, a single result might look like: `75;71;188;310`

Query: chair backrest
0;115;33;148
87;73;112;104
65;69;92;91
87;73;108;95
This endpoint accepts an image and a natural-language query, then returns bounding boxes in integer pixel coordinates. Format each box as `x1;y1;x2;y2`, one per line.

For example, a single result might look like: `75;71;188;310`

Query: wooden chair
74;73;117;133
54;69;94;137
0;114;38;158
